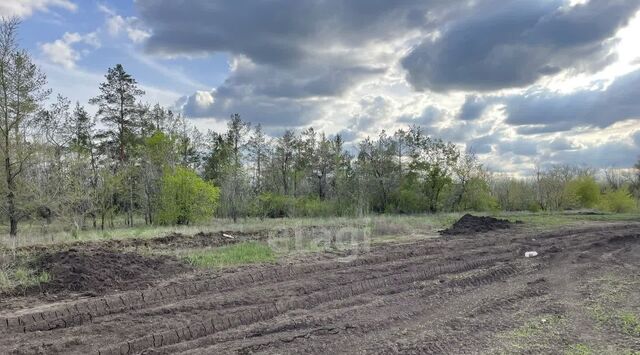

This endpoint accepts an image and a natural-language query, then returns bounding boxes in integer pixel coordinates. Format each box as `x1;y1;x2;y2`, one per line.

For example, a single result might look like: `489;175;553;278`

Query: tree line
1;19;639;237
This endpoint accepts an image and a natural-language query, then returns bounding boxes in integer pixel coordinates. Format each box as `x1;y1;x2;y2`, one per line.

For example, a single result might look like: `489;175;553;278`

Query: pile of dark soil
32;247;190;295
440;214;516;235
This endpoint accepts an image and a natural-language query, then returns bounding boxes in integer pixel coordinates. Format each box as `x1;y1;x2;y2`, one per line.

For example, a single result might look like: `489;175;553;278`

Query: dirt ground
0;221;639;354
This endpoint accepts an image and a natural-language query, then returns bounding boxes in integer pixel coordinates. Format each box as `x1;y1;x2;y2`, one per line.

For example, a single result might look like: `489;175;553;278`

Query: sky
3;0;640;175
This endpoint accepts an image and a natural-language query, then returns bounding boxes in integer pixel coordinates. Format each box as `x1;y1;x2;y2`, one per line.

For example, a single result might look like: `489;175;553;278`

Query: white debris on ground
525;251;538;258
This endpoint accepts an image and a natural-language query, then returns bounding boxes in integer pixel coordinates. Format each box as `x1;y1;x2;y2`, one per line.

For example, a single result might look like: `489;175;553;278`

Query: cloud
503;68;640;133
402;0;640;92
137;0;457;64
458;95;489;120
546;137;576;151
137;0;458;129
134;0;639;172
467;134;499;154
398;105;443;127
40;31;100;68
0;0;76;18
633;130;640;147
497;139;539;156
99;4;150;44
547;141;639;168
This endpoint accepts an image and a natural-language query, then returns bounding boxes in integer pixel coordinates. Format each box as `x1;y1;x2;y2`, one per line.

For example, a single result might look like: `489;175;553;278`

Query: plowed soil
33;248;190;296
1;222;639;354
440;213;515;235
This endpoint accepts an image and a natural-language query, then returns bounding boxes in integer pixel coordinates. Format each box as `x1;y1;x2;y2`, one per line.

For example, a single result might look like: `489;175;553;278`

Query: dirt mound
32;248;190;295
440;214;515;235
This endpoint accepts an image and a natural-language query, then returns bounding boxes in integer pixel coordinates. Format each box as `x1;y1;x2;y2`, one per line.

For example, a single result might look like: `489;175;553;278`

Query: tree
157;167;220;225
406;126;460;213
219;114;250;222
274;130;296;195
70;102;93;155
203;131;231;185
247;123;269;194
89;64;144;164
0;18;49;238
356;132;397;212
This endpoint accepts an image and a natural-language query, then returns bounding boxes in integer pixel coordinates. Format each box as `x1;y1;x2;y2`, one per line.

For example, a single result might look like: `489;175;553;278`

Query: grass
565;343;594;355
0;266;50;292
1;211;637;249
183;242;276;268
493;314;567;354
587;275;640;338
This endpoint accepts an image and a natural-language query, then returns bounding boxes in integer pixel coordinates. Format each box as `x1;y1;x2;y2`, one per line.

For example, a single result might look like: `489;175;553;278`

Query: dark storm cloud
504;68;640;133
181;87;326;127
137;0;458;66
226;63;385;99
402;0;640;92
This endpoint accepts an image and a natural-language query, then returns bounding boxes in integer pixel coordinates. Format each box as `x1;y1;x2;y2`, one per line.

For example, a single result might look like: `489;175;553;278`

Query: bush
458;177;499;212
598;188;636;213
527;202;541;213
157;167;220;225
255;193;294;218
566;176;600;208
295;197;334;217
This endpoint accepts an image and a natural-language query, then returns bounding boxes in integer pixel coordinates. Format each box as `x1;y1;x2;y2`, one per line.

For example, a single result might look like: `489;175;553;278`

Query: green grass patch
494;314;565;354
619;312;640;337
0;267;50;292
183;242;276;268
565;343;594;355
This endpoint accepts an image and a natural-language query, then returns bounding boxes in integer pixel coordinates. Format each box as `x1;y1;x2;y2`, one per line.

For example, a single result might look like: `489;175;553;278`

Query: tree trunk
5;157;17;238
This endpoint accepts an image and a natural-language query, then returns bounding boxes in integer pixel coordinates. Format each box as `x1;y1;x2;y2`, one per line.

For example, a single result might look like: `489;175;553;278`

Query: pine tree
89;64;144;165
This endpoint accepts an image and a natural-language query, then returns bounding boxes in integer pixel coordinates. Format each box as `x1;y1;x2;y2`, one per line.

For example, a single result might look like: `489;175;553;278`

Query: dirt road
1;222;639;354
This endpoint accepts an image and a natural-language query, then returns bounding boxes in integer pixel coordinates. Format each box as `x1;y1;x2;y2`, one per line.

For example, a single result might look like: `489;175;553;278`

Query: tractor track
0;222;638;354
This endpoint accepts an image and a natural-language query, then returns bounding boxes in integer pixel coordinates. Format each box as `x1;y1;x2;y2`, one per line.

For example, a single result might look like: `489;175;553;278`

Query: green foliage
254;193;337;218
566;176;600;208
457;177;499;212
145;131;175;168
598;188;636;213
527;202;542;213
295;197;334;217
157;167;220;225
183;242;276;268
255;192;294;218
0;267;50;292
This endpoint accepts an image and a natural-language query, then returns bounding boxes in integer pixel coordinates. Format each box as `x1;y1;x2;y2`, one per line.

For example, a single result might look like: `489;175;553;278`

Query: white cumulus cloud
0;0;76;18
40;31;100;69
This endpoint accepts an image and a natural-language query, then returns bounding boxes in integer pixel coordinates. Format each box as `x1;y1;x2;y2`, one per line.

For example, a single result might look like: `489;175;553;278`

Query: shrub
598;188;636;213
566;176;600;208
255;193;294;218
157;167;220;225
295;197;334;217
527;202;541;213
459;177;499;212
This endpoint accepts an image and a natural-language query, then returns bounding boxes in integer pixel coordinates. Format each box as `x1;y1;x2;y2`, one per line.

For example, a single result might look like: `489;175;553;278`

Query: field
0;212;639;354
